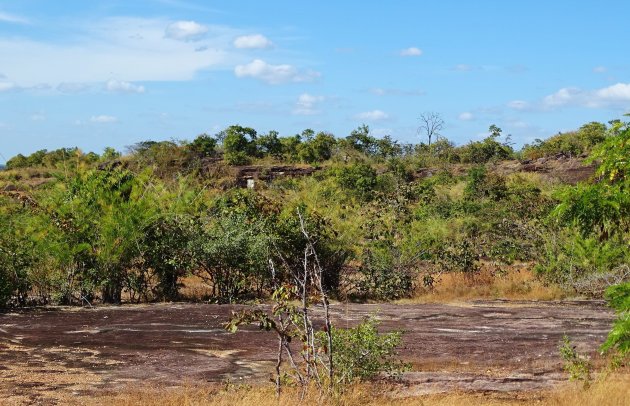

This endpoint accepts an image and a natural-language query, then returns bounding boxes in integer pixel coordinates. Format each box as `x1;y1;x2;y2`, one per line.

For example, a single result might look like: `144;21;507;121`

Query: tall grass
87;374;630;406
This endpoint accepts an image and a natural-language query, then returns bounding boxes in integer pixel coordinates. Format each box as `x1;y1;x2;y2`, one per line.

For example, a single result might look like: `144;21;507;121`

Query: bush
319;316;409;386
521;122;607;160
458;126;513;164
334;162;378;200
464;166;508;200
559;335;592;387
355;243;415;300
535;231;629;295
601;282;630;363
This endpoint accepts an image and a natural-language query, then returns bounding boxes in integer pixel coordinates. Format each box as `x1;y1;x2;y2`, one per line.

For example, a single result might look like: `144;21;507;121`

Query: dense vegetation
0;119;627;313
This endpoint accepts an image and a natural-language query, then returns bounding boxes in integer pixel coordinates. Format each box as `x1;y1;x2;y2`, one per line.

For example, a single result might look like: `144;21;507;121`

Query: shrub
319;316;409;386
601;282;630;364
355;243;415;300
458;126;513;164
334;163;378;200
464;166;508;201
559;335;592;387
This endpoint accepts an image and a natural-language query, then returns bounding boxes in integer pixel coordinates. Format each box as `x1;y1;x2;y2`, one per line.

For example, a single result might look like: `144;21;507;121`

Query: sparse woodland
1;118;629;396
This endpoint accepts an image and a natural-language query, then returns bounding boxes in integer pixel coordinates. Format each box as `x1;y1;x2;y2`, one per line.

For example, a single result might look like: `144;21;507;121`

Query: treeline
0;119;627;309
5;120;610;173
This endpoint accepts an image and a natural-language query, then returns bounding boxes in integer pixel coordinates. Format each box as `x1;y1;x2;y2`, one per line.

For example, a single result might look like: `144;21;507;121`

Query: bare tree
417;112;444;146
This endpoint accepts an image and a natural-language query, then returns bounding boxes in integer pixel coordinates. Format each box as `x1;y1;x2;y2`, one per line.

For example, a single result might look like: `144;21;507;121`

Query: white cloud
90;115;118;123
57;82;91;93
234;59;320;84
458;112;474;121
595;83;630;101
0;11;28;24
454;64;473;72
165;20;208;41
0;81;16;92
593;66;607;73
507;100;529;110
234;34;273;49
509;83;630;111
400;47;422;57
0;17;236;86
293;93;325;115
370;87;424;96
542;87;582;108
354;110;389;121
106;79;145;94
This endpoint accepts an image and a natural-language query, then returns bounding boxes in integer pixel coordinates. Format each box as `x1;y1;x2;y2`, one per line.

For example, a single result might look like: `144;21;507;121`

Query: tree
418;112;444;147
222;125;258;165
189;134;217;158
102;147;121;161
344;125;378;155
256;130;283;158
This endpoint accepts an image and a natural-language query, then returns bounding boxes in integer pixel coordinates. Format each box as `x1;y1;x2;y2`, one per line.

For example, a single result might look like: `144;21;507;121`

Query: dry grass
79;374;630;406
403;267;566;304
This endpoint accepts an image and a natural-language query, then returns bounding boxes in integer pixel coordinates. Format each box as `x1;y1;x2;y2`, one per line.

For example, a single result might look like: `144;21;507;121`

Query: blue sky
1;0;629;162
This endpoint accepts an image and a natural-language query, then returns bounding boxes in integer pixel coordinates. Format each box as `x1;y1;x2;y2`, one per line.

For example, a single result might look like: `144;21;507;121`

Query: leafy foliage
318;316;409;385
601;282;630;363
559;335;592;387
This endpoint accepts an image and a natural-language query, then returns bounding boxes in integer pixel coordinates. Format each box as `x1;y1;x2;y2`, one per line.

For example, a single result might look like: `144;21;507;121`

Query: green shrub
355;243;415;300
464;166;508;200
319;316;409;386
333;162;378;200
601;282;630;364
559;335;592;387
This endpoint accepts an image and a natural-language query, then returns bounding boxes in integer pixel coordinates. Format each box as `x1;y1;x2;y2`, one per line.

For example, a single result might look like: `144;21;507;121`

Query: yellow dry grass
402;267;566;304
76;374;630;406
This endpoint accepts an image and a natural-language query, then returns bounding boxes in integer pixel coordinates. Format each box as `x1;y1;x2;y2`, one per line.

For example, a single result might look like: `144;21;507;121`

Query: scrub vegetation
1;117;628;402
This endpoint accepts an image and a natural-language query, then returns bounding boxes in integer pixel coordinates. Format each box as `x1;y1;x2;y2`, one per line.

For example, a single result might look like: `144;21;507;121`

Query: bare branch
417;112;444;146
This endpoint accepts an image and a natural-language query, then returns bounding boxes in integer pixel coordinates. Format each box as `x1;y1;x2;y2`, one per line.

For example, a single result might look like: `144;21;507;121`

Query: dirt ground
0;300;614;404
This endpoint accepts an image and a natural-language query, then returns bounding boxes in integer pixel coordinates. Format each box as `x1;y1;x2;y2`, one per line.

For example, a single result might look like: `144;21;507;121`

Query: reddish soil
0;300;614;404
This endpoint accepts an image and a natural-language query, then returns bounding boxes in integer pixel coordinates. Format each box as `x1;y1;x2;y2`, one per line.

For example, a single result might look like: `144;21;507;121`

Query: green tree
189;134;217;158
344;125;378;155
223;125;258;165
256;130;283;158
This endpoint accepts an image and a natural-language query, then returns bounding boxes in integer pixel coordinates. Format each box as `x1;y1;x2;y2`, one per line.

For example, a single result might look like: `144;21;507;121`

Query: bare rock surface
0;300;614;403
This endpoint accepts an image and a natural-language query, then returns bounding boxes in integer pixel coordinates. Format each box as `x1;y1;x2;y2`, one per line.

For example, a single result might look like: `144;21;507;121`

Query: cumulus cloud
508;83;630;111
354;110;389;121
234;59;320;84
90;115;118;123
595;83;630;101
542;87;582;108
233;34;273;49
165;20;208;41
106;79;145;94
400;47;422;56
293;93;325;115
458;112;474;121
0;11;28;24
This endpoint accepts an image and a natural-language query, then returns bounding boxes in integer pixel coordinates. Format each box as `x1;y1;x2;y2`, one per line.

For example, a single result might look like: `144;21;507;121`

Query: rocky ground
0;300;614;404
